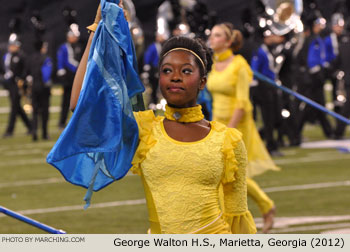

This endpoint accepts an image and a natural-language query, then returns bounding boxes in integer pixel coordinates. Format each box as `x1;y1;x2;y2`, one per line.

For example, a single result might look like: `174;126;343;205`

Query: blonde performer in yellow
207;22;280;233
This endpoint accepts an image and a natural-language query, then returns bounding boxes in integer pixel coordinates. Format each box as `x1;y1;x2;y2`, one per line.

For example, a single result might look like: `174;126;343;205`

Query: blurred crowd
0;0;349;155
0;7;83;141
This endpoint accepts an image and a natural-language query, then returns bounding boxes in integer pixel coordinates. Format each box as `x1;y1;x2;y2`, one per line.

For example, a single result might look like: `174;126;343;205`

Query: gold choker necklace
214;49;233;62
164;104;204;123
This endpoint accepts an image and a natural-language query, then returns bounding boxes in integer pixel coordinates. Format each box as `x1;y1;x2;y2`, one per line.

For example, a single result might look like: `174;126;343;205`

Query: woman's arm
227;65;252;128
227;108;245;128
69;32;95;111
222;136;257;234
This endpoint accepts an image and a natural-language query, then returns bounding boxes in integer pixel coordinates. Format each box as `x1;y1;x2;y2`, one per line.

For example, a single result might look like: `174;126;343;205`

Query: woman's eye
162;68;171;74
183;69;192;74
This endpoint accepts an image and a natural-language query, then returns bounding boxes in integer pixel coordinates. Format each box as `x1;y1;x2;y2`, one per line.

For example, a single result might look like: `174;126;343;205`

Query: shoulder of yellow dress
210;120;226;132
133;110;155;125
226;127;243;140
211;121;242;139
211;120;242;137
233;55;253;76
233;54;250;66
134;110;155;119
133;110;164;127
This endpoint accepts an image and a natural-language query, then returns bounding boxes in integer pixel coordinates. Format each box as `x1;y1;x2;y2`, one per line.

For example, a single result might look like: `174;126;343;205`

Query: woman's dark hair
159;36;213;77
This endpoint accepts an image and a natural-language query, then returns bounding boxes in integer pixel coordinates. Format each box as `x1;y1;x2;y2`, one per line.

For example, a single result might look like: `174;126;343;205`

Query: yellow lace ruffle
213;121;242;184
131;111;158;175
223;211;257;234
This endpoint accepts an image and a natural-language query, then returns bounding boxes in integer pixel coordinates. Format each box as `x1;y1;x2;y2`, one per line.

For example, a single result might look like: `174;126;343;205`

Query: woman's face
209;25;230;52
159;50;206;108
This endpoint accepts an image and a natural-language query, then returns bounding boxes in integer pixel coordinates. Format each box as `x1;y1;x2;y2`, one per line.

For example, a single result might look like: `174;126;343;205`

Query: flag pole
253;71;350;125
0;206;66;234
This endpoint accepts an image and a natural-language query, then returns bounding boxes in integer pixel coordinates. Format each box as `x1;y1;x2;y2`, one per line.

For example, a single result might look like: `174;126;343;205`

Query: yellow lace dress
207;54;279;177
130;110;256;234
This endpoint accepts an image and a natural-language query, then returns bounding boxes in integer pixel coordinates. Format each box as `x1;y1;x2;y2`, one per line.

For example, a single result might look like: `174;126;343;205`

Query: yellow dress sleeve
234;59;253;113
222;128;257;234
130;110;157;175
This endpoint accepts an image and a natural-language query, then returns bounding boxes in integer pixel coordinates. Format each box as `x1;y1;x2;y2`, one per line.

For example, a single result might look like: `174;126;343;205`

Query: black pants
5;83;31;134
278;91;300;146
59;85;72;127
330;76;342;113
325;68;341;114
334;86;350;138
251;82;281;152
32;87;51;139
298;73;333;138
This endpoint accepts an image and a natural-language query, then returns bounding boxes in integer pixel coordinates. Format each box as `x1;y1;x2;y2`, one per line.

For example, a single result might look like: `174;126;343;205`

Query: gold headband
162;47;206;72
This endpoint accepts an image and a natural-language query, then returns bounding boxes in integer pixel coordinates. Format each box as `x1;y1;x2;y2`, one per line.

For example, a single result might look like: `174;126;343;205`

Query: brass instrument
260;0;304;35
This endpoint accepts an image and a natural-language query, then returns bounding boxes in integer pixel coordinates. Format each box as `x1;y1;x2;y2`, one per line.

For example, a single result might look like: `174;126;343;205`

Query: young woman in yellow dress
67;4;256;234
207;22;280;233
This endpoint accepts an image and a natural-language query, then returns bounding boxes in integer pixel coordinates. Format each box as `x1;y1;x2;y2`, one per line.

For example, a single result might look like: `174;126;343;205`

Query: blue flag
47;0;144;207
197;87;213;121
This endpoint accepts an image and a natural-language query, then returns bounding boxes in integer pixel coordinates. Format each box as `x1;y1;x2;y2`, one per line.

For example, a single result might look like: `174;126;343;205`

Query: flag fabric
47;0;144;207
197;87;213;121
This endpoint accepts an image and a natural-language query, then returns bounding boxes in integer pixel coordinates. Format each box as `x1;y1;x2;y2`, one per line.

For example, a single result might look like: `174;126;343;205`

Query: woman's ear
199;76;207;90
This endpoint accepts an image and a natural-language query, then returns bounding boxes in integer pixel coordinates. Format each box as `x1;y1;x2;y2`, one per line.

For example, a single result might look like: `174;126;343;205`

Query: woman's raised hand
118;0;129;21
88;1;126;33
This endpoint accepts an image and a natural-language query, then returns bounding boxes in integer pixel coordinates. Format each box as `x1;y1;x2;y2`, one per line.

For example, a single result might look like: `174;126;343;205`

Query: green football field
0;86;349;234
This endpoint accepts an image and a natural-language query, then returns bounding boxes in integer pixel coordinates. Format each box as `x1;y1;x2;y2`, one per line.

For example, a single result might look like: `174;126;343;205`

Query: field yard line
274;154;350;165
0;199;146;218
264;181;350;193
254;215;350;228
0;173;136;188
3;149;45;156
279;149;297;156
307;150;346;157
13;141;56;149
0;158;46;167
272;223;350;233
0;90;9;96
0;141;56;152
321;228;350;234
0;177;65;188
